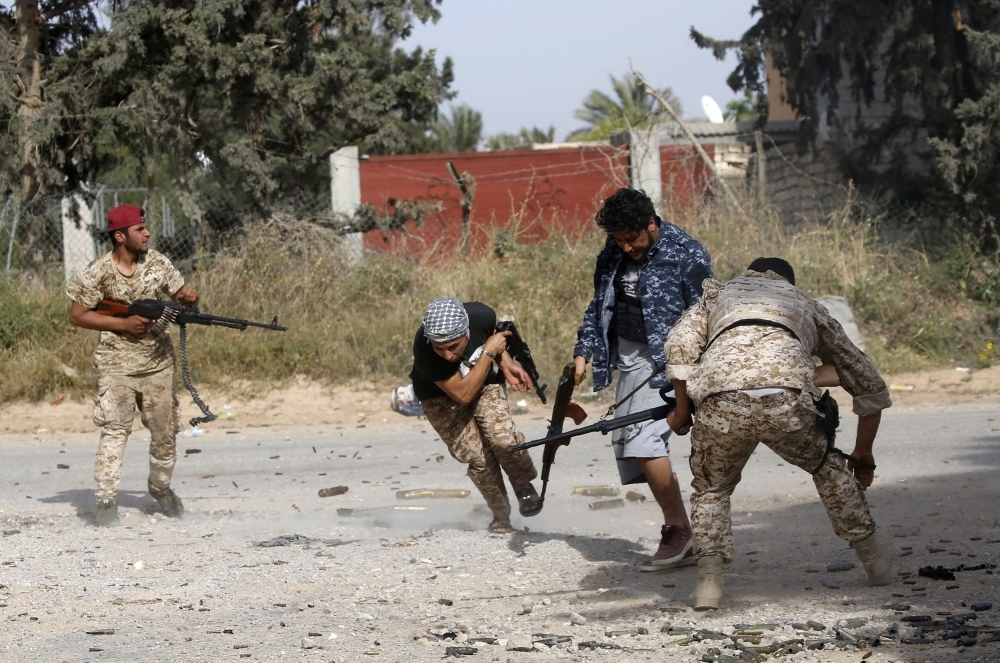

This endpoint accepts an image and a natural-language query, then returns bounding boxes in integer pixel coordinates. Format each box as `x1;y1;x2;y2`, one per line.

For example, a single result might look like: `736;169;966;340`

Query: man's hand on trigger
173;285;199;305
847;451;876;490
121;315;151;336
573;355;587;387
485;330;510;357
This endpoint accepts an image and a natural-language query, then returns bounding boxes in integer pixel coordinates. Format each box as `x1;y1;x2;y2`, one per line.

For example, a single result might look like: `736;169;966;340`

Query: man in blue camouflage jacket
574;188;712;571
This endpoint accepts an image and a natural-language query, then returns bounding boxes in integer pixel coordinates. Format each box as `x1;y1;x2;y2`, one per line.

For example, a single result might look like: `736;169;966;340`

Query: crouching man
664;257;895;610
409;298;542;533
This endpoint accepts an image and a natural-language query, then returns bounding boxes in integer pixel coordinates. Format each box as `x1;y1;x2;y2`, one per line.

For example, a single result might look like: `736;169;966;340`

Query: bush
1;195;997;402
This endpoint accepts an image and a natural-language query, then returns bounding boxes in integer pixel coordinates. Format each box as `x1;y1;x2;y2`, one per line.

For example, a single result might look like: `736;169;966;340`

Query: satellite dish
701;95;725;124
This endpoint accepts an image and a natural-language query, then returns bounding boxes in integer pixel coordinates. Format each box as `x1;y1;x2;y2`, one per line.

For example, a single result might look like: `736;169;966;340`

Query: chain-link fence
0;162;334;282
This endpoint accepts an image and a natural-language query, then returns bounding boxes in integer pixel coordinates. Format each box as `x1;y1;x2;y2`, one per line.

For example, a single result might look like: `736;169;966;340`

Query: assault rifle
510;386;678;452
95;298;287;333
531;362;588;506
95;298;287;426
495;320;547;404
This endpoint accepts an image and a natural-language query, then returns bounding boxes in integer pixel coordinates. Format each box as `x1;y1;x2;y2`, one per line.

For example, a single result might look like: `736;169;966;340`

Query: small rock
826;562;855;572
570;612;586;626
133;561;145;571
972;602;993;612
301;638;315;649
520;598;533;615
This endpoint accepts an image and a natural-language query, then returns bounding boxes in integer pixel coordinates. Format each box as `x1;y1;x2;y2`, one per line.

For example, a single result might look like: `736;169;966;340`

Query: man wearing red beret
67;205;199;526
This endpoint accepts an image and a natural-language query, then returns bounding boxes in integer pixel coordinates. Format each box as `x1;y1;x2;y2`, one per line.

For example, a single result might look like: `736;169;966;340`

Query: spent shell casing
588;499;625;511
625;490;647;503
396;489;470;499
572;485;620;497
317;486;348;497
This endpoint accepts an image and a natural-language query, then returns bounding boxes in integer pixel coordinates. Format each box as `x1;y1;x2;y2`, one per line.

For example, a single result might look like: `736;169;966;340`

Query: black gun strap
601;364;665;421
178;322;217;428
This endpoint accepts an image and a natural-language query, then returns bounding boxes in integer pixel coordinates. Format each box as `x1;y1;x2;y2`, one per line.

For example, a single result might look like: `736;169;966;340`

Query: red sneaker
639;524;695;572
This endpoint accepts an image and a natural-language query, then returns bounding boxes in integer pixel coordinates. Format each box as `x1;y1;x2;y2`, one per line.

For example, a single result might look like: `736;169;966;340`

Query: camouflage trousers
92;368;180;501
420;384;538;521
689;389;875;563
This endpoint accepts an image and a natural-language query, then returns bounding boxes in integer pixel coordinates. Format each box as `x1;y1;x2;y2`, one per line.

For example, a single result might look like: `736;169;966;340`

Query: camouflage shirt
664;270;891;416
574;218;712;391
66;250;185;377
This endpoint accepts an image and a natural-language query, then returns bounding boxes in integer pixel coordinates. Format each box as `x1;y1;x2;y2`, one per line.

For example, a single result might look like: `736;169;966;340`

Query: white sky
406;0;759;141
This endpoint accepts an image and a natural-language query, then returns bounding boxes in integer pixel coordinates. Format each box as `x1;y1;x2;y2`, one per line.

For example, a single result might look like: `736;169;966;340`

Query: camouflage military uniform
419;384;537;521
66;250;185;501
665;270;892;562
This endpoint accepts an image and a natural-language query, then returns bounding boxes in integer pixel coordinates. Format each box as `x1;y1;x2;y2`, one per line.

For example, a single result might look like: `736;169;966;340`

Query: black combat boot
95;498;120;527
149;484;184;518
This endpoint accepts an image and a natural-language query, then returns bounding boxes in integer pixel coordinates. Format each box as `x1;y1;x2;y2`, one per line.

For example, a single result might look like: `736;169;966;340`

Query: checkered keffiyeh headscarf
422;298;469;343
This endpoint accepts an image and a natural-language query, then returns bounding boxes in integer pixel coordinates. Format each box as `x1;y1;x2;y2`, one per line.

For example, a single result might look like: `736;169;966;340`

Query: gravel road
1;403;998;662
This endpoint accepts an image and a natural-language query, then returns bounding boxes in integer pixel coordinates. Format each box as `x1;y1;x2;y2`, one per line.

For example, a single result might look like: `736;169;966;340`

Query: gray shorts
612;346;671;484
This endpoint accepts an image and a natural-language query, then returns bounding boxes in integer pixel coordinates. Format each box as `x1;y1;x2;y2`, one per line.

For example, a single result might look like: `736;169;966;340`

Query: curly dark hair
748;257;796;285
595;188;656;233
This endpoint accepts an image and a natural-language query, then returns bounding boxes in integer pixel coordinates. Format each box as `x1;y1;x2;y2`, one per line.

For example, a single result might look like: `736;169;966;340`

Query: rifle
510;386;677;452
95;298;287;426
495;320;547;404
533;362;588;506
95;299;287;333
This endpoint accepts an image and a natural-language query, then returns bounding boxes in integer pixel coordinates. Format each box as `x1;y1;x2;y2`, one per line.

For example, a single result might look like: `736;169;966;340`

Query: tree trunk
15;0;45;204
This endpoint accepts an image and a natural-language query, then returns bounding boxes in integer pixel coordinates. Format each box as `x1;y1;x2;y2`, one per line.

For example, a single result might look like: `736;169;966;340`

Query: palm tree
569;74;682;141
485;125;556;151
432;105;484;152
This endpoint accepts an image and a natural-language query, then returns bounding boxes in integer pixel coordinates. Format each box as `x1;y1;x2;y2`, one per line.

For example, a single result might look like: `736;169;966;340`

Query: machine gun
495;320;547;404
95;298;287;426
510;386;677;452
95;298;287;333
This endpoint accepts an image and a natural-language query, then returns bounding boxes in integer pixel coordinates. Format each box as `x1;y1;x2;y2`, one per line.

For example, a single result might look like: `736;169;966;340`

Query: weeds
1;195;996;402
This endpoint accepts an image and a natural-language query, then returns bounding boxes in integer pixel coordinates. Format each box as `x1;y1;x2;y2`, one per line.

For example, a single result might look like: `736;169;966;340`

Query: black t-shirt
410;302;504;401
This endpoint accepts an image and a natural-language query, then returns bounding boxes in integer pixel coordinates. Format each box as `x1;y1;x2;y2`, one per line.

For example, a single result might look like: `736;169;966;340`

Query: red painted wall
360;143;714;256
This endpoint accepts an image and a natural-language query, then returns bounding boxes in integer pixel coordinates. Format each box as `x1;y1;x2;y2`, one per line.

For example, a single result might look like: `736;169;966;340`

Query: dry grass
1;195;996;402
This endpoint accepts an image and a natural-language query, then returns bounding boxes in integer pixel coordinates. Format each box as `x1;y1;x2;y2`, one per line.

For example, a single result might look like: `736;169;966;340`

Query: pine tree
692;0;1000;246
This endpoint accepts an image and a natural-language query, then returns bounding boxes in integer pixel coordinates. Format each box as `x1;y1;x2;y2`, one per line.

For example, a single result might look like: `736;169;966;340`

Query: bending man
665;257;894;610
410;298;541;533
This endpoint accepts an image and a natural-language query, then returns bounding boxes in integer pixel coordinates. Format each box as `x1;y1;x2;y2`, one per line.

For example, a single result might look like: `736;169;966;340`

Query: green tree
724;89;758;122
0;0;455;213
431;104;483;152
569;73;682;141
485;125;555;151
691;1;1000;246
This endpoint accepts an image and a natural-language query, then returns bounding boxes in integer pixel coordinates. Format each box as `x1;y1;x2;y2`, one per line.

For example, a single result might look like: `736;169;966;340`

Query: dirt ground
1;366;998;663
3;363;1000;436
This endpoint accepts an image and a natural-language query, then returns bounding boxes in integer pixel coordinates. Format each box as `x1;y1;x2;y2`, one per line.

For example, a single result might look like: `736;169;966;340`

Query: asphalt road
1;404;998;662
